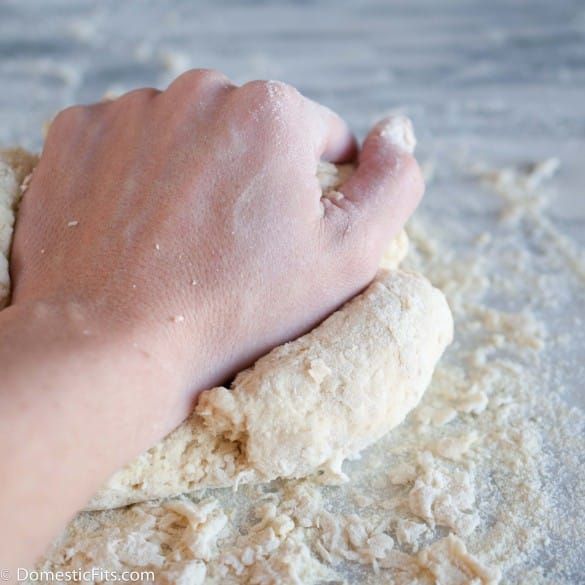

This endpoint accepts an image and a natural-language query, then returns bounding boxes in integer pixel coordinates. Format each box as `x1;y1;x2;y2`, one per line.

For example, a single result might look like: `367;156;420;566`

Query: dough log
0;152;453;511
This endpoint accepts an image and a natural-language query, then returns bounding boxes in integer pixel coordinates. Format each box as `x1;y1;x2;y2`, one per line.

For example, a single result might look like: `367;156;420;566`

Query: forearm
0;301;186;571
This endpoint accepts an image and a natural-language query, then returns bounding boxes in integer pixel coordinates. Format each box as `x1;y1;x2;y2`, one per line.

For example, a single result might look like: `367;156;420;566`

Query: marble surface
0;1;584;144
1;1;584;210
1;1;583;581
1;0;583;388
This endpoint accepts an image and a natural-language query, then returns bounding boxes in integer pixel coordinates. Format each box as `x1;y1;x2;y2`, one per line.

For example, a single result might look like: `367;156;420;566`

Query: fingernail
375;115;417;154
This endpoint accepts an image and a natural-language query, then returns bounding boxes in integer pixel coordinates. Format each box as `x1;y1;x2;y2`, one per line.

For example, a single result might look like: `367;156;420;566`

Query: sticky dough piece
0;151;453;511
0;148;38;307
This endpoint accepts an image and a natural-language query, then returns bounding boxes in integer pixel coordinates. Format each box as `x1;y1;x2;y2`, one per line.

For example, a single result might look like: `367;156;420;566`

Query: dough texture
0;148;37;307
0;150;453;511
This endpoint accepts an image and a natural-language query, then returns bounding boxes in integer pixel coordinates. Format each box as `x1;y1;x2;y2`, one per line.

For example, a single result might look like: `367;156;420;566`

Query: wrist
0;299;194;563
2;298;140;370
0;298;187;417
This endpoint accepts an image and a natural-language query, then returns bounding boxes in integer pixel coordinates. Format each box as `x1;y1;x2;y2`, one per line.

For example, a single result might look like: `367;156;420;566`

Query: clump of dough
0;151;453;511
0;148;38;307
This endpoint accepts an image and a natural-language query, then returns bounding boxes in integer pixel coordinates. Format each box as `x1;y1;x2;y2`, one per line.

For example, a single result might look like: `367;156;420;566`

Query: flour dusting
31;155;584;583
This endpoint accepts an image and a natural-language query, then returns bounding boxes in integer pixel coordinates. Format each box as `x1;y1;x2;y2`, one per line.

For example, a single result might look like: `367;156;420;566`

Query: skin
0;70;424;573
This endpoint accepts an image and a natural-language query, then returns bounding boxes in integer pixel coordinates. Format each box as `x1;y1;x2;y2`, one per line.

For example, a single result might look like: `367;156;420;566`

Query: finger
324;115;424;245
164;68;236;111
166;68;235;92
305;100;358;164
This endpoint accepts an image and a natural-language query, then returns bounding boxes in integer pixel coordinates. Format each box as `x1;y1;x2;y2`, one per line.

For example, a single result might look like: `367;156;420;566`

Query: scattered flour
7;152;583;583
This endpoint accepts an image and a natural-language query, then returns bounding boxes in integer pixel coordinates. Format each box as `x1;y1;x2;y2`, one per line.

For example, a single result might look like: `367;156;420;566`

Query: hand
11;70;424;407
1;70;424;569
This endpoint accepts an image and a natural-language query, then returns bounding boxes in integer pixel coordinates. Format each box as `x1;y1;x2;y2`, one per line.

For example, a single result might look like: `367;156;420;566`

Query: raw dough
0;148;37;307
0;150;453;511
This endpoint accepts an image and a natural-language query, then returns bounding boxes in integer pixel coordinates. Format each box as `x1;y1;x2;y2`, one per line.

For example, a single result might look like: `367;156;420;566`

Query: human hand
10;70;424;415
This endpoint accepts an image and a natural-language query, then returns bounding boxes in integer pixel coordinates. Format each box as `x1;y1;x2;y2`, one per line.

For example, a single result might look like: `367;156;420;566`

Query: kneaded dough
0;151;453;511
0;148;38;307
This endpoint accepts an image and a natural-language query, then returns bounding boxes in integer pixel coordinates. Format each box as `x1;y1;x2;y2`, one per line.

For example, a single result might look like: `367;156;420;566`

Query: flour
0;148;37;307
407;452;479;537
2;146;582;582
0;150;452;511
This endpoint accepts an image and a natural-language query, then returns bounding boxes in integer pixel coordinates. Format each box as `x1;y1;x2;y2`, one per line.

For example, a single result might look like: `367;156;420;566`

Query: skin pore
0;70;424;572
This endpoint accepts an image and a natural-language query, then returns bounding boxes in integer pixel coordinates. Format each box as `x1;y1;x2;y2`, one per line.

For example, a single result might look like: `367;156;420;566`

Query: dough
0;148;38;307
0;150;453;511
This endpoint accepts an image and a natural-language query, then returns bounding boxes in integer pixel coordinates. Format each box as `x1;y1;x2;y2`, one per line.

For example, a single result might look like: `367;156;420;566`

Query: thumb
324;115;425;248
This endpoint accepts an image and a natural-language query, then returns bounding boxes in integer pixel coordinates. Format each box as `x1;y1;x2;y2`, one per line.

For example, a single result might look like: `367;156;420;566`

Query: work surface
1;1;584;583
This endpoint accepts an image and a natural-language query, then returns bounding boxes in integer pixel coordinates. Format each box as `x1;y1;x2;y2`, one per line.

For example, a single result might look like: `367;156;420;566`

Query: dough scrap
0;148;38;307
0;150;453;511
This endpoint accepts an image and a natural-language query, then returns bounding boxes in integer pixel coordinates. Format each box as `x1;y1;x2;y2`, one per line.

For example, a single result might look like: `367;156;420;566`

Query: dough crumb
418;534;501;585
434;431;478;461
4;150;582;583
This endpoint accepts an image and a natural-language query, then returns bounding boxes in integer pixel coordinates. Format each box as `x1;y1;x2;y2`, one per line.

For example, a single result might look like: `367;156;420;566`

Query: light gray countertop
1;1;584;217
2;0;583;388
1;1;583;582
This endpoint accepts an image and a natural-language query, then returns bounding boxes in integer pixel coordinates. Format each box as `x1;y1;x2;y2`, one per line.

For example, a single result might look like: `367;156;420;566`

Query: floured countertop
1;1;583;583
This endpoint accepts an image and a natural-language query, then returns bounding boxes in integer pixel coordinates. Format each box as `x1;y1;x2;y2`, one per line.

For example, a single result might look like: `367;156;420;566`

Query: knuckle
46;105;92;141
240;80;301;110
239;79;268;99
237;80;302;136
180;69;215;85
51;105;88;129
266;80;301;103
117;87;160;104
169;68;231;93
